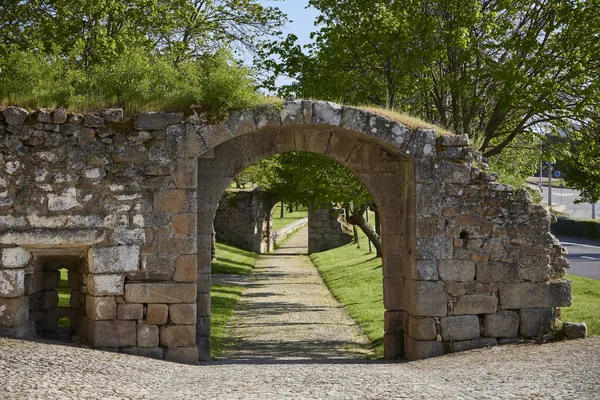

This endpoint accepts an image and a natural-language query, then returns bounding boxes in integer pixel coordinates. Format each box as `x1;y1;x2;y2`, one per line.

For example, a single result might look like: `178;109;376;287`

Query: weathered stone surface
146;304;168;325
311;101;342;126
0;247;31;268
125;283;196;304
121;346;164;360
89;246;140;274
88;274;125;296
439;260;476;282
404;335;445;360
173;255;197;283
87;320;136;347
0;296;28;327
160;325;195;349
86;295;117;320
3;107;28;125
53;107;68;124
169;303;196;325
410;281;447;317
483;310;519;338
137;324;160;347
441;315;480;341
477;262;519;283
414;260;439;281
0;269;24;298
500;281;572;309
135;112;183;130
164;346;198;365
84;114;105;128
48;189;81;211
101;109;124;123
519;308;554;337
407;316;437;341
117;303;143;320
384;310;407;334
383;333;404;359
416;238;453;260
561;322;587;340
454;294;498;315
450;338;497;353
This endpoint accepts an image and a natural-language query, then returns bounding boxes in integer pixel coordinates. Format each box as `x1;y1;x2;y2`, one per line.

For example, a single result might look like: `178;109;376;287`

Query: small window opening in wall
57;268;71;329
460;231;469;239
57;316;71;328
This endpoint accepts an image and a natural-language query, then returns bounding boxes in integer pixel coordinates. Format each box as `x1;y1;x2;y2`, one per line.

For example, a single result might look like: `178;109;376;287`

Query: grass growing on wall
271;204;308;231
309;231;385;358
562;275;600;336
210;242;258;358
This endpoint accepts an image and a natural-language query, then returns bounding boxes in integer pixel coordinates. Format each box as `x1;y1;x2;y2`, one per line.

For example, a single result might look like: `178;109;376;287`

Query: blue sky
260;0;320;46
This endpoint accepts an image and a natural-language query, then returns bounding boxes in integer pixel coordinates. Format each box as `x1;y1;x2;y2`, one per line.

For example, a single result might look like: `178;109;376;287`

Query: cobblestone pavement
220;225;373;360
1;227;599;399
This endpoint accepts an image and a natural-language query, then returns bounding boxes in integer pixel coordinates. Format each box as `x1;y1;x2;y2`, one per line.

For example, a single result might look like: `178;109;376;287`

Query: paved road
558;236;600;280
220;225;372;360
541;186;598;219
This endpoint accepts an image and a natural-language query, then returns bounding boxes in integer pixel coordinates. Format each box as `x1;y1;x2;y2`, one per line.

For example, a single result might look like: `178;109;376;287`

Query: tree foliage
260;0;600;160
561;125;600;204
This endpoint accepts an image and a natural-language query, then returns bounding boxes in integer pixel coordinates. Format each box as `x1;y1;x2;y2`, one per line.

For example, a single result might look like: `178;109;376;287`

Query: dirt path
220;225;373;360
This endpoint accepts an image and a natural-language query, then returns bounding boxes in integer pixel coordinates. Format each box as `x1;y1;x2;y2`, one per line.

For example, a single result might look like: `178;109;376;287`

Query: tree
561;123;600;204
260;0;600;159
236;151;382;253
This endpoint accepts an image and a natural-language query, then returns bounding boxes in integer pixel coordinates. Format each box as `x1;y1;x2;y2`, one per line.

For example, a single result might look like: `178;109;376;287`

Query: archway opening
197;126;416;361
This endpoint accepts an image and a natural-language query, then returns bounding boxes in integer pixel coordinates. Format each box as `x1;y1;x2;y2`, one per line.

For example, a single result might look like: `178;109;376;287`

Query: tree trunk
347;204;382;255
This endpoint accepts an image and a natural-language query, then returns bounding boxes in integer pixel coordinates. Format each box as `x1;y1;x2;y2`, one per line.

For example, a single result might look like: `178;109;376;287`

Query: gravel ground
1;228;599;399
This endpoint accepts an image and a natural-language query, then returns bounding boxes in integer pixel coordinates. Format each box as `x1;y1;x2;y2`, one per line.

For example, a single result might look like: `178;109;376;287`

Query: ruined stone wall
308;206;353;253
213;189;275;253
0;101;572;364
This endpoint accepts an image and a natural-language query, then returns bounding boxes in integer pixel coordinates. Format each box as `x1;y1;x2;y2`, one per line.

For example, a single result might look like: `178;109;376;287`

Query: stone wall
213;189;275;253
308;206;353;253
0;101;572;363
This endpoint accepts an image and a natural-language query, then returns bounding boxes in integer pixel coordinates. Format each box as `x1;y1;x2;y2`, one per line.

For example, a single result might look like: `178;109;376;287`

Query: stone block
164;346;198;365
101;108;124;123
169;303;196;325
117;303;143;320
137;324;160;347
89;246;140;274
125;283;196;303
500;281;572;309
311;101;342;126
153;190;190;213
410;281;447;317
196;294;210;317
450;338;497;353
0;320;35;338
139;254;176;280
171;213;196;236
384;310;407;334
196;336;210;361
416;238;453;260
160;325;196;349
88;274;125;296
414;260;439;281
25;272;44;295
477;262;519;283
0;269;25;297
135;111;183;130
39;290;59;309
146;304;169;325
3;106;28;125
121;346;164;360
173;255;197;282
562;322;587;340
43;271;60;290
404;334;445;361
1;247;32;269
196;316;210;337
441;315;480;341
439;260;476;282
383;333;404;359
483;310;519;338
519;308;554;337
0;296;28;327
407;316;437;341
454;294;498;315
87;320;137;348
86;295;117;320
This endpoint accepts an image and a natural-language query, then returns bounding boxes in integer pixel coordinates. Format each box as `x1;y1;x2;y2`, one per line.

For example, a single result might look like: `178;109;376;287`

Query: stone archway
0;100;571;365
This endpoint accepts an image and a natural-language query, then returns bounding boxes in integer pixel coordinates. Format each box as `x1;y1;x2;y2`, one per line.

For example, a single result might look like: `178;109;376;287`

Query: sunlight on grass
210;242;258;358
271;204;308;231
562;275;600;336
310;231;385;358
361;105;453;136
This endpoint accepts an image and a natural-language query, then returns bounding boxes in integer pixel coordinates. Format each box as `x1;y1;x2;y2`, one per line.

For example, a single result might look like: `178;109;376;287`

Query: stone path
220;225;373;360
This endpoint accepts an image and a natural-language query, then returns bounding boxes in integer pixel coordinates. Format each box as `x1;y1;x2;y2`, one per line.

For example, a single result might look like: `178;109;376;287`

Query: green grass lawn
57;269;70;308
562;275;600;336
309;233;384;358
210;242;258;358
272;204;308;231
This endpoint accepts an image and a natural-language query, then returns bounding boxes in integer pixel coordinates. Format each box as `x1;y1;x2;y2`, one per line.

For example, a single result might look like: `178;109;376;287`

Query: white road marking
561;241;600;250
581;256;598;261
